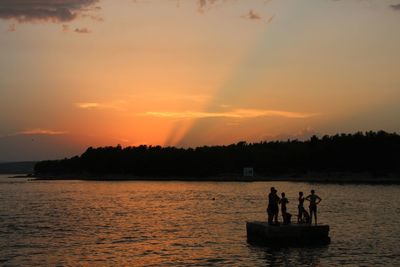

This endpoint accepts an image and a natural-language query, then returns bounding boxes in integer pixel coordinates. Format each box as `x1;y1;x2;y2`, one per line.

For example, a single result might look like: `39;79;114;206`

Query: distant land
0;161;36;174
32;131;400;183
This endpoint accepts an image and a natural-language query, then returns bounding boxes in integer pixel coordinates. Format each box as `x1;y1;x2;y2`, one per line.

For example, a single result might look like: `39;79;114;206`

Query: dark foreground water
1;175;400;266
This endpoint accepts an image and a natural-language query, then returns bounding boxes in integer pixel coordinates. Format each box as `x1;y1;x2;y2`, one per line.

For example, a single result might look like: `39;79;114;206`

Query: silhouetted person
297;191;305;223
305;189;322;224
267;187;280;225
279;192;289;224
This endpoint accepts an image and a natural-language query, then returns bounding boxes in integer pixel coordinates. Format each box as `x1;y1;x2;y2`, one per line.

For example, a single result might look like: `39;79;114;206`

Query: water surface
1;175;399;266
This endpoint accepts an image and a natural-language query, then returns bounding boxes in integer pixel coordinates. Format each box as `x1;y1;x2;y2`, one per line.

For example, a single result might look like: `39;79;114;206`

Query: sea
1;175;399;266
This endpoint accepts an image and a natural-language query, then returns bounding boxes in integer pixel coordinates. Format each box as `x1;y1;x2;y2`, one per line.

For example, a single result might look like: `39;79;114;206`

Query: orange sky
1;0;400;160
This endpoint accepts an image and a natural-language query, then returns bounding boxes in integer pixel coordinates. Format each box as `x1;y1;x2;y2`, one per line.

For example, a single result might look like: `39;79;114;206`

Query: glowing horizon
1;0;400;160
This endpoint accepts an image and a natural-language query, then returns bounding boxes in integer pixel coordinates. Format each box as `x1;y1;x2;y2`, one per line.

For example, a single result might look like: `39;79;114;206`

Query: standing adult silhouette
305;189;322;224
279;192;289;224
267;187;280;225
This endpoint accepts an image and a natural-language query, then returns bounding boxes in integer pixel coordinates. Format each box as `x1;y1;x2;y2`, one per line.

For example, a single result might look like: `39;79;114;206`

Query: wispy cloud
197;0;219;12
241;10;275;24
74;27;90;33
0;0;99;23
144;108;318;119
16;129;67;135
76;102;101;109
134;0;274;18
75;100;127;110
242;10;262;20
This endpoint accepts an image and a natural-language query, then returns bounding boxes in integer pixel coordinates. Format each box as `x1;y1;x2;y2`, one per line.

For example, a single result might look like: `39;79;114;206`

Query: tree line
34;131;400;178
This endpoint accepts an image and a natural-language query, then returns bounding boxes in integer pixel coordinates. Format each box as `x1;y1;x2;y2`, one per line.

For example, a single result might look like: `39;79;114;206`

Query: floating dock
246;221;330;246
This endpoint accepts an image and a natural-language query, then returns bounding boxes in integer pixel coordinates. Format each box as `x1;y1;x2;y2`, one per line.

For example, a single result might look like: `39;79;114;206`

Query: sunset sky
1;0;400;161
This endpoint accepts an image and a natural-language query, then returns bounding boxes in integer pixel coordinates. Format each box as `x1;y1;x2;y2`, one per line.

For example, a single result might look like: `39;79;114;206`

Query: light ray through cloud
1;0;400;160
175;11;275;145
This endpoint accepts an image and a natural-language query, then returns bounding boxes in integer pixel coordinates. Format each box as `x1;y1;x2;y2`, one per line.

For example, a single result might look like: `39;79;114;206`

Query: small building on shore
243;167;254;177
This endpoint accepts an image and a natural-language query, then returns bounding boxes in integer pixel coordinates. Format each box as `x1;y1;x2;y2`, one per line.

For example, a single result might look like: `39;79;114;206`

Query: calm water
1;175;400;266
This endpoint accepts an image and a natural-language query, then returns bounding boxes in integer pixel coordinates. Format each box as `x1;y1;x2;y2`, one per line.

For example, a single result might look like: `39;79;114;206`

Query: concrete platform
246;221;330;246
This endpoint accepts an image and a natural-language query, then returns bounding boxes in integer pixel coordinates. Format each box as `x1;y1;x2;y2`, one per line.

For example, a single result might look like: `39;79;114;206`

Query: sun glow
1;0;400;160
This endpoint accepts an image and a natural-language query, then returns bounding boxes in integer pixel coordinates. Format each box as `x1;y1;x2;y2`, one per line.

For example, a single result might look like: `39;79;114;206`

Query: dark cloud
197;0;223;12
242;10;262;20
0;0;99;23
74;27;90;33
391;4;400;10
241;10;275;24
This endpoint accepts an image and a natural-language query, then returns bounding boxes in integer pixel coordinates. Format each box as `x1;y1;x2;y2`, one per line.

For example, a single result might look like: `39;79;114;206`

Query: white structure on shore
243;167;254;177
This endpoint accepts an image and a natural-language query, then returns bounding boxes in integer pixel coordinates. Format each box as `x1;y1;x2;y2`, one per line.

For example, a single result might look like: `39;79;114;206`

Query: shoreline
20;172;400;184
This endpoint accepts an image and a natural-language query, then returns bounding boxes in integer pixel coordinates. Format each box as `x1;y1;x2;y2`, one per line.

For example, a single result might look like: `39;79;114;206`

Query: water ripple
0;176;400;266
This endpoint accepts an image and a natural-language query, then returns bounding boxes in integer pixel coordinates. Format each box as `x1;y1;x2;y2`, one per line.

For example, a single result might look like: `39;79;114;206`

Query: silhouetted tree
34;131;400;179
